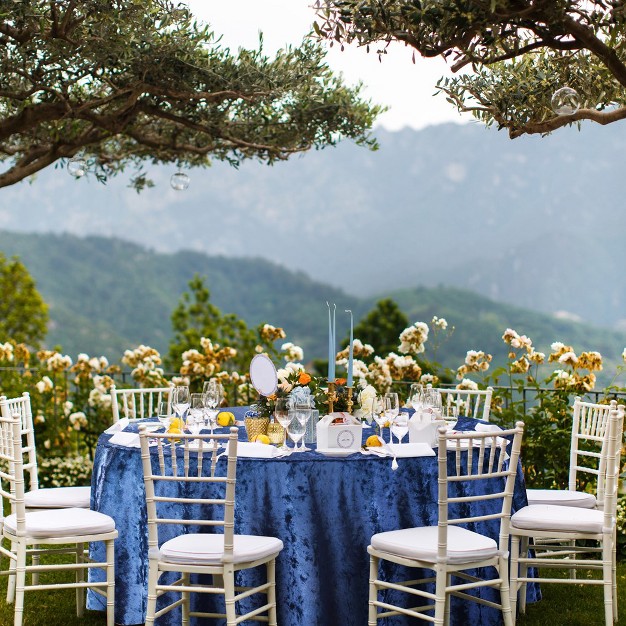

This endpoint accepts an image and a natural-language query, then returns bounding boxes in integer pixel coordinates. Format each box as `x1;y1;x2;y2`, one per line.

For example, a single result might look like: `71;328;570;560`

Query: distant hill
1;121;626;330
0;231;624;386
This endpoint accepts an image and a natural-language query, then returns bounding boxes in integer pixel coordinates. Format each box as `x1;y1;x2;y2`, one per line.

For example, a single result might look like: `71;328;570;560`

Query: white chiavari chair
0;413;117;626
435;386;493;422
367;421;525;626
139;425;283;625
510;405;624;626
110;385;171;422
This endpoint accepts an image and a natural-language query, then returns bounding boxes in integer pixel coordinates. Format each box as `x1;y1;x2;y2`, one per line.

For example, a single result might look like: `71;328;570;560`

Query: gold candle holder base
346;386;354;415
327;381;338;414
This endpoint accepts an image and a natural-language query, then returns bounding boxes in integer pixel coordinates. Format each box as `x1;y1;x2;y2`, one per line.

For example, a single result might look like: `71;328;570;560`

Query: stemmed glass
187;393;204;445
383;392;400;444
157;401;172;432
202;382;221;432
409;383;424;413
273;398;291;452
422;389;442;420
293;402;312;452
286;413;306;452
172;386;190;422
371;396;387;439
391;411;409;444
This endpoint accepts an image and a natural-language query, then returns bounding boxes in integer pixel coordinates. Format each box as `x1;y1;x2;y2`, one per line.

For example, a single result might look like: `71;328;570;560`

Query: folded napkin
104;417;129;434
384;442;435;458
108;431;141;448
229;441;287;459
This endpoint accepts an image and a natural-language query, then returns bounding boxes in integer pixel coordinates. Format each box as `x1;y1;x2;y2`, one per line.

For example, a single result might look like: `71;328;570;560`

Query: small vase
267;421;285;445
304;409;319;444
244;417;270;442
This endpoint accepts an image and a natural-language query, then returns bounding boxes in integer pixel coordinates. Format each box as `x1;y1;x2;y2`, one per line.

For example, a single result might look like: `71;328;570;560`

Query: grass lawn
0;556;622;625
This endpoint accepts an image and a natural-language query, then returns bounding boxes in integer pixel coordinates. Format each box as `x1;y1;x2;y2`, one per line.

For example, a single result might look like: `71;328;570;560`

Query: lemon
217;411;235;427
251;434;270;445
366;434;383;447
167;418;183;432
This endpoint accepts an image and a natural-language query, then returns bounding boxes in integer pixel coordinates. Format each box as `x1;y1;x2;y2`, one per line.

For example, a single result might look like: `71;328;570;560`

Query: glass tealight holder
267;421;285;445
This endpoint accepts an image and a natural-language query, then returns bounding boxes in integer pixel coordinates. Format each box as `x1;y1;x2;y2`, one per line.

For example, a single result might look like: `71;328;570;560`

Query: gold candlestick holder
327;381;338;414
346;386;354;415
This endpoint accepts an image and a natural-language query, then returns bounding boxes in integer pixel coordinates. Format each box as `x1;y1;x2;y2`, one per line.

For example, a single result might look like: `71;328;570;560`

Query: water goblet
409;383;424;412
383;392;400;444
293;402;312;452
157;401;172;432
172;386;190;421
187;394;204;445
371;397;387;438
391;411;409;444
203;386;220;432
286;412;306;452
273;398;291;451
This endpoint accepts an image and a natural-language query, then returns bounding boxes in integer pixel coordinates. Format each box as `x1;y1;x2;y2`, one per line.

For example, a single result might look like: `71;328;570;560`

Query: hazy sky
185;1;464;131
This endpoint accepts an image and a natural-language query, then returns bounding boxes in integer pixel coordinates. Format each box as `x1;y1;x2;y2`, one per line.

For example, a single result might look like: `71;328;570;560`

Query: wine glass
273;398;291;451
203;384;220;431
422;389;442;420
293;402;312;452
203;379;225;407
371;396;387;438
172;386;190;421
383;392;399;444
157;401;172;432
391;411;409;444
187;393;204;445
286;412;306;452
409;383;424;412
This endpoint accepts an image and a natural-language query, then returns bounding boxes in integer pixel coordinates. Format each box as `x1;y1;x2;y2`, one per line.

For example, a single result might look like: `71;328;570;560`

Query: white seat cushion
526;488;596;509
511;505;605;534
159;533;283;566
370;525;498;564
4;507;115;539
24;486;91;509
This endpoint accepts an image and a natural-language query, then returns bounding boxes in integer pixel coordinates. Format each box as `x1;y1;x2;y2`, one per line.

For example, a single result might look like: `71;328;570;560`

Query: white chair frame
435;387;493;422
526;397;619;510
510;405;624;626
368;421;524;626
0;413;117;626
110;385;171;422
139;426;282;626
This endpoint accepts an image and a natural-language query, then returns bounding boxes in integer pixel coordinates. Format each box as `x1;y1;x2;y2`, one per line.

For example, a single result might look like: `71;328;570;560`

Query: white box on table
408;414;446;447
316;413;362;451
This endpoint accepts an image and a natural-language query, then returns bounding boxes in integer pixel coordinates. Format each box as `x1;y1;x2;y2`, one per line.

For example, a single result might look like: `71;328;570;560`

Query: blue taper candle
346;310;354;387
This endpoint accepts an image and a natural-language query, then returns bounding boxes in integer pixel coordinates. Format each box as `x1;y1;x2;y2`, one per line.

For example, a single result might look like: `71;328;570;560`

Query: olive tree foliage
0;0;382;190
0;253;48;347
314;1;626;138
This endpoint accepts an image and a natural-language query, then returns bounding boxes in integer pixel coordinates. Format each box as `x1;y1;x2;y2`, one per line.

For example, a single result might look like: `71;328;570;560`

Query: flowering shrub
37;455;93;488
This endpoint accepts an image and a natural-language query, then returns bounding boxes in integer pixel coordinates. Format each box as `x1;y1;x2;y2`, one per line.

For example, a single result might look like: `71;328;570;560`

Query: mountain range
1;121;624;331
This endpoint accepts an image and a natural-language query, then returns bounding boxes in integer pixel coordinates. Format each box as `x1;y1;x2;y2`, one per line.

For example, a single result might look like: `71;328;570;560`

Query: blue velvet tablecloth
87;409;538;625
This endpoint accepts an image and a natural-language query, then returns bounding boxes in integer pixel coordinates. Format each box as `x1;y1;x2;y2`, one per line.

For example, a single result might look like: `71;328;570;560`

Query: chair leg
14;542;27;626
603;537;613;626
75;542;85;618
182;572;190;626
6;540;16;603
519;536;529;615
433;564;447;626
613;527;618;622
444;573;452;626
105;539;115;626
144;558;159;626
510;535;520;625
224;565;237;626
31;541;39;586
266;558;278;626
368;554;379;625
499;554;514;626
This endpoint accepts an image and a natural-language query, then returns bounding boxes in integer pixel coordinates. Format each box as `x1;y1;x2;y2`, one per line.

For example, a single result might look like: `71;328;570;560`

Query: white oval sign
249;354;278;397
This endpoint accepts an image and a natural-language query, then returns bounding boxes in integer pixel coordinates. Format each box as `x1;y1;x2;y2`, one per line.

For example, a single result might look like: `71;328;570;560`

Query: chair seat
4;507;115;539
511;504;605;534
159;533;283;566
370;525;498;564
526;488;596;509
24;486;91;509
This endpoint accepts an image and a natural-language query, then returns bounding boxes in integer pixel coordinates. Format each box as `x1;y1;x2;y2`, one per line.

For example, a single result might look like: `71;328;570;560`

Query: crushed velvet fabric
88;409;539;625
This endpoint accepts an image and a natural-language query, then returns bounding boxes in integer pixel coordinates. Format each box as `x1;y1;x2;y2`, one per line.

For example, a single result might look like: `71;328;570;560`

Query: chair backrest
569;397;620;504
0;393;39;491
139;427;238;561
111;386;171;422
600;406;624;528
437;421;525;560
0;413;27;532
436;387;493;421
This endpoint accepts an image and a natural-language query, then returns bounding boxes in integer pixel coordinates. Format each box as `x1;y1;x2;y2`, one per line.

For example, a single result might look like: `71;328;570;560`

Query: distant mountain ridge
0;231;624;386
1;121;625;329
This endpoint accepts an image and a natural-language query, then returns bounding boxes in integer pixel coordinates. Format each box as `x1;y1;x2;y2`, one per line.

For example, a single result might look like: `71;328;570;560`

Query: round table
87;408;538;625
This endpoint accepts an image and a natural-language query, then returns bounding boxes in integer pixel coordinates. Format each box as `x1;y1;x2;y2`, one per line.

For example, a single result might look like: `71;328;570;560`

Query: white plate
316;448;359;458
